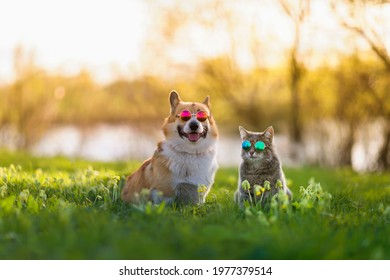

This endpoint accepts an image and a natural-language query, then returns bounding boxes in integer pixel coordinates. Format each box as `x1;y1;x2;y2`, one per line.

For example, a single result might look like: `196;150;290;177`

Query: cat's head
239;126;274;161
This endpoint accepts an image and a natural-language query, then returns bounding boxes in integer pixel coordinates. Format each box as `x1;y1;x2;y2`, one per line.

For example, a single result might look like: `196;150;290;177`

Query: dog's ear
263;126;274;142
169;90;181;113
202;96;210;108
239;126;249;139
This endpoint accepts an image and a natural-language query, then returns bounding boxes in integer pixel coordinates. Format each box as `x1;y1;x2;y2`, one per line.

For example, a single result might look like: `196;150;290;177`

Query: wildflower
242;180;250;191
254;185;262;196
198;185;207;193
39;190;47;201
0;185;7;198
264;180;271;190
19;189;30;204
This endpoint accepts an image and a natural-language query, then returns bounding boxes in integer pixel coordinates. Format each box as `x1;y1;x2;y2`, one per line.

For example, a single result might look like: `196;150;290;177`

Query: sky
0;0;148;83
1;0;389;83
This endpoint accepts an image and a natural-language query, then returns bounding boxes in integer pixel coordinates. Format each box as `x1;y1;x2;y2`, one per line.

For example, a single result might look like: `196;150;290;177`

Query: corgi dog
121;90;219;205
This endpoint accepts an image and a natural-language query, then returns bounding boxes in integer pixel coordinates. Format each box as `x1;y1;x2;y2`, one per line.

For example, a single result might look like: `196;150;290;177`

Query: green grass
0;150;389;259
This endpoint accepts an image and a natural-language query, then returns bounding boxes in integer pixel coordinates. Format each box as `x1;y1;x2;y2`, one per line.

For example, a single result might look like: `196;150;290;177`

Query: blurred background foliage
0;0;389;170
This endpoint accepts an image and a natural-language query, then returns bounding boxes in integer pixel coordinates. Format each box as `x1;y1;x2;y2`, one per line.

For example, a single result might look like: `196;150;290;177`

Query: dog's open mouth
178;126;208;142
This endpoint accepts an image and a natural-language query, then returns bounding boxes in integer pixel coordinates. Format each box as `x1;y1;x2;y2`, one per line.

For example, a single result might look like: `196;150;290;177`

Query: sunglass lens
255;141;265;151
180;110;192;121
196;111;208;122
242;140;251;151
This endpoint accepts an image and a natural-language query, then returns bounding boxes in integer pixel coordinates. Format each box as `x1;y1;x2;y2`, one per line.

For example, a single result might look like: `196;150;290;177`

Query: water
32;124;160;162
1;122;384;171
31;124;244;166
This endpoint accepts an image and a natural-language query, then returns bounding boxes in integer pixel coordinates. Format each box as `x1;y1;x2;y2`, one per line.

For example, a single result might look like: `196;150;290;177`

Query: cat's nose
250;151;255;156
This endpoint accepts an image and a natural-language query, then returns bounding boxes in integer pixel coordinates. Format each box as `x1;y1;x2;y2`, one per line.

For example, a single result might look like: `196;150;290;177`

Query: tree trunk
288;41;304;163
377;122;390;170
289;19;303;145
339;123;355;167
290;54;302;144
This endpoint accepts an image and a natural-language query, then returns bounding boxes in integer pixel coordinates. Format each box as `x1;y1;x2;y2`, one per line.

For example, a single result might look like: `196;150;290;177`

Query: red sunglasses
176;110;209;122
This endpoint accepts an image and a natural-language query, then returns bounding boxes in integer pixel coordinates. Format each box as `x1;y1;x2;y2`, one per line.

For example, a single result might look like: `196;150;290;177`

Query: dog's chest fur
161;142;218;188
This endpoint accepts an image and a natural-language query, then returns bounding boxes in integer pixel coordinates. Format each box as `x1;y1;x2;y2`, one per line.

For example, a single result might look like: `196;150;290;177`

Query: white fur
161;138;218;200
242;150;267;161
182;116;204;134
162;141;218;185
166;115;215;154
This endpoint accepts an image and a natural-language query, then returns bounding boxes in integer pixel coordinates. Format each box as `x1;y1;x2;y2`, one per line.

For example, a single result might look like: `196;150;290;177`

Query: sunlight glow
0;0;389;83
0;0;147;82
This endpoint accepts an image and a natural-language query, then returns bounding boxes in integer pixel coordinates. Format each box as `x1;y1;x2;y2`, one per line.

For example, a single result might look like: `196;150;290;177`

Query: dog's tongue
188;133;200;142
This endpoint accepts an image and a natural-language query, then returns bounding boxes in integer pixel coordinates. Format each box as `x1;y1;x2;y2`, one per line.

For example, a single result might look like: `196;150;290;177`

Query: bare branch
279;0;295;18
332;0;390;70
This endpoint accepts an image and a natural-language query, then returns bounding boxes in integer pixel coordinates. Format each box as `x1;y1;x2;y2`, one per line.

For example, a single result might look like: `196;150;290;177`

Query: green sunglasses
242;140;266;151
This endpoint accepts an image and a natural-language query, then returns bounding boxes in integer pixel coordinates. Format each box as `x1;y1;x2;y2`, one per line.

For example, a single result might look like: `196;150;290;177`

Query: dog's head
163;90;218;153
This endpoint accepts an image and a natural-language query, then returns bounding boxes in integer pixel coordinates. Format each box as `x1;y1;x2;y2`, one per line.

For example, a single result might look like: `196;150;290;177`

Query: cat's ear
239;126;249;139
169;90;181;114
264;126;274;142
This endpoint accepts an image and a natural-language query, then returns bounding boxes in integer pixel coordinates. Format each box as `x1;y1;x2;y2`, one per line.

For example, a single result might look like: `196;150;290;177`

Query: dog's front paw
174;183;199;205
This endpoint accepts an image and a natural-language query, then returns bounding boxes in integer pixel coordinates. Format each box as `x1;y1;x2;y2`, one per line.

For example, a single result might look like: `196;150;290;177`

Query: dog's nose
189;121;199;131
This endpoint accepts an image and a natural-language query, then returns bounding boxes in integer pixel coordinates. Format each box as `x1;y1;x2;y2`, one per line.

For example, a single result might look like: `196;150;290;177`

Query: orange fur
122;152;174;203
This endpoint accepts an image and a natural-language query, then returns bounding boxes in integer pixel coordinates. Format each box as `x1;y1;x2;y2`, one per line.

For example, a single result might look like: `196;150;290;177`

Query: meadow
0;150;389;260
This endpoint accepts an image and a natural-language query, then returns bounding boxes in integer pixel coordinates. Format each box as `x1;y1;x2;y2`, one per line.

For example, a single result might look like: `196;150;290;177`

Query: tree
332;55;374;167
278;0;310;160
1;47;57;149
195;57;288;130
331;0;390;170
144;0;283;130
